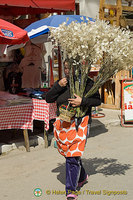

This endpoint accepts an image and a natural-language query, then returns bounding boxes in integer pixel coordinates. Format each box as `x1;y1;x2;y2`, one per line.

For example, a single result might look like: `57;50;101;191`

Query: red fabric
0;0;75;16
0;19;29;44
54;116;89;157
32;98;57;130
0;99;57;131
50;58;54;87
0;104;33;130
58;46;62;79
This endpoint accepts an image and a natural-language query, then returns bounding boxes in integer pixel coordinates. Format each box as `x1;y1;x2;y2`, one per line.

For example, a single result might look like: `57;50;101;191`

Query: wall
79;0;128;19
79;0;100;18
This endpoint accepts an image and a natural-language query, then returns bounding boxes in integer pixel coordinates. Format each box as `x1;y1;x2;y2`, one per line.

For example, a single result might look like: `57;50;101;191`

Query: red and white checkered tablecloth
0;103;33;130
32;98;57;130
0;99;57;131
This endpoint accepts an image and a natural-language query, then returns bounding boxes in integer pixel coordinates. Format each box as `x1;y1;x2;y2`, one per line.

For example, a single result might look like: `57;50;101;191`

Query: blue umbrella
25;15;95;40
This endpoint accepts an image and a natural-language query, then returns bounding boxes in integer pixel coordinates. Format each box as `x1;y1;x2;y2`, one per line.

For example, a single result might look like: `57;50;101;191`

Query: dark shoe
78;174;88;188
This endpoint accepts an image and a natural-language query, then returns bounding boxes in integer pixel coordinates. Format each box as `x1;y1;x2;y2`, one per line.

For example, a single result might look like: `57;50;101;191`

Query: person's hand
58;78;68;87
68;94;82;107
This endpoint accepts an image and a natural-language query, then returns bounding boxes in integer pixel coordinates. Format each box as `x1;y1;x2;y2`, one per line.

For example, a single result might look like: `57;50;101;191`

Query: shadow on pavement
89;120;108;137
83;157;131;176
51;157;131;185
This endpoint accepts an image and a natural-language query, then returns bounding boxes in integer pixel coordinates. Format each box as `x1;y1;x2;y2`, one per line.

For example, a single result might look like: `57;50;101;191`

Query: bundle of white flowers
50;18;133;118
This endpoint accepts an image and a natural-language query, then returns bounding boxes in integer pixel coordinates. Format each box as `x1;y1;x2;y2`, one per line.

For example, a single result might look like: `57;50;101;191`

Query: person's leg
78;158;88;188
66;157;80;197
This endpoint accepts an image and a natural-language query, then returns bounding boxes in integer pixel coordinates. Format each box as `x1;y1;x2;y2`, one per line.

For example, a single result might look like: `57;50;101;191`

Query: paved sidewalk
0;108;121;154
91;107;121;128
0;122;133;200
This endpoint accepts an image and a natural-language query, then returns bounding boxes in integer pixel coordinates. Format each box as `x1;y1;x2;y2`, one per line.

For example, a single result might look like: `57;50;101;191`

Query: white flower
50;19;133;81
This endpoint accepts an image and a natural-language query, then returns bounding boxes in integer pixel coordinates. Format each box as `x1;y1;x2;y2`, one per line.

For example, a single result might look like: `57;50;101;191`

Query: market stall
0;2;77;152
0;0;75;16
0;91;57;151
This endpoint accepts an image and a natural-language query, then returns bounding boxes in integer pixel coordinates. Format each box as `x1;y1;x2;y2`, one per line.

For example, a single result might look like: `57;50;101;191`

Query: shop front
0;0;75;152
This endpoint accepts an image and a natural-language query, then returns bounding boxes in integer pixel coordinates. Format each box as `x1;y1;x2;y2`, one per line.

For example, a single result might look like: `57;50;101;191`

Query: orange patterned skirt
53;116;89;157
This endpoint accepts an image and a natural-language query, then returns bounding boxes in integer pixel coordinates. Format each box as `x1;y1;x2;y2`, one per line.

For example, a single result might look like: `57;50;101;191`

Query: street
0;124;133;200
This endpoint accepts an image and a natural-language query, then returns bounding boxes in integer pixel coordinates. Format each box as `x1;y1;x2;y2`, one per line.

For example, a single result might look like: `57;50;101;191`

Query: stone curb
0;135;44;155
0;119;121;155
91;120;120;129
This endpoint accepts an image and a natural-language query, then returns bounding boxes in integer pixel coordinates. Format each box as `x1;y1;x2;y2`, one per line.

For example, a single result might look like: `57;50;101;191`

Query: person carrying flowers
46;16;133;200
46;60;101;200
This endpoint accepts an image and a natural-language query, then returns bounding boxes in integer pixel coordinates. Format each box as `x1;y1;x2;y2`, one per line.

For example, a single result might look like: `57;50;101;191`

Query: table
32;98;57;131
0;93;57;151
32;98;57;148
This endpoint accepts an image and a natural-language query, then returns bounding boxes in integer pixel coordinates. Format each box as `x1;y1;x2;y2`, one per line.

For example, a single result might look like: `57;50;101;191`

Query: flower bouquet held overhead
50;17;133;120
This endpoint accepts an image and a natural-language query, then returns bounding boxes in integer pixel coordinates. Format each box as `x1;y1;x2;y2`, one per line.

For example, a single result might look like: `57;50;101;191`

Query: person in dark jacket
46;61;101;200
